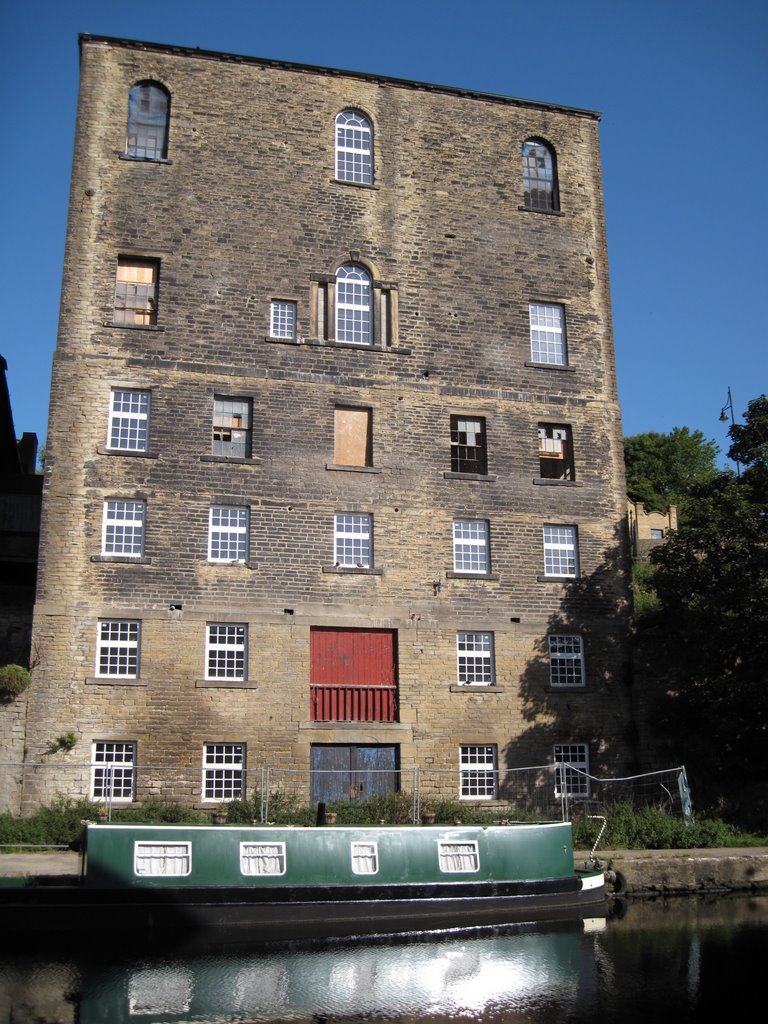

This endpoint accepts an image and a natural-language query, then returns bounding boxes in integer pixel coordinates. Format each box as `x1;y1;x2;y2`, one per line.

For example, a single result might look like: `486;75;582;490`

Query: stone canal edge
3;848;768;895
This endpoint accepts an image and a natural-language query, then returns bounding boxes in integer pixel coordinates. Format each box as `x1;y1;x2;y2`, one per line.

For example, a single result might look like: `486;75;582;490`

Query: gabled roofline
78;34;602;121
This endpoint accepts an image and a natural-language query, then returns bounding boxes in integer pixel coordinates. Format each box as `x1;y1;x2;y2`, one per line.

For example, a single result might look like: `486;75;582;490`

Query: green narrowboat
0;820;606;944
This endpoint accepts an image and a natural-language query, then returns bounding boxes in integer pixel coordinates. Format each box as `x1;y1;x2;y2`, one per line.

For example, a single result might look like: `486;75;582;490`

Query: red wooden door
310;628;397;721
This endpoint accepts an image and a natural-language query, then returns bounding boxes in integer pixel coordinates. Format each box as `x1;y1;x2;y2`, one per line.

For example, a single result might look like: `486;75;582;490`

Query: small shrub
47;732;78;753
113;800;206;824
0;665;30;698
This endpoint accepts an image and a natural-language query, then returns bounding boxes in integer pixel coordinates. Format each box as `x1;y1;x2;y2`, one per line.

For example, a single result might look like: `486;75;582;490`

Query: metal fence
2;760;692;825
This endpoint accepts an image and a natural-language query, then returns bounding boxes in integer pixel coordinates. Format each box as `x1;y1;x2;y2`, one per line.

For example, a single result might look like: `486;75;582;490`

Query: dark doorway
310;744;400;804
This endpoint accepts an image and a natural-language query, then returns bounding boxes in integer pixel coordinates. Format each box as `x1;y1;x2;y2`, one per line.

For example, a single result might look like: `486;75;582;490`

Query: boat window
134;841;192;877
351;841;378;875
437;840;480;873
240;841;286;876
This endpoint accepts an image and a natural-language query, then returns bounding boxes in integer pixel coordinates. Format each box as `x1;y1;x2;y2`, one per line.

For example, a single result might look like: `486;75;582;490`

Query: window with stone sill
205;624;247;681
270;300;297;339
96;620;140;678
453;520;490;574
91;740;136;801
334;406;372;467
538;424;574;480
212;397;252;459
450;416;487;475
335;110;373;184
102;500;145;558
202;742;245;801
126;81;170;160
107;389;150;452
529;302;567;366
208;506;249;563
548;635;585;687
457;632;495;685
459;744;497;799
542;524;579;578
312;260;397;348
334;513;372;568
522;138;559;212
114;258;159;327
554;743;590;797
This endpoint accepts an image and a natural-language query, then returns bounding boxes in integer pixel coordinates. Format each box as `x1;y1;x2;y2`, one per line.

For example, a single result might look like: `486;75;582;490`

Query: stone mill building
17;34;634;813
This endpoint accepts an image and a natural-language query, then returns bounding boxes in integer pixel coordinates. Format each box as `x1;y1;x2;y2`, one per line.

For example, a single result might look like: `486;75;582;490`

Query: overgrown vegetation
1;795;764;852
633;395;768;831
571;802;764;850
0;664;31;699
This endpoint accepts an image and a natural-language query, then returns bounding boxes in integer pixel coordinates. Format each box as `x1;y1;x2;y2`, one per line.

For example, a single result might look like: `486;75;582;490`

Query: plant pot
324;811;337;825
421;812;436;825
212;812;227;825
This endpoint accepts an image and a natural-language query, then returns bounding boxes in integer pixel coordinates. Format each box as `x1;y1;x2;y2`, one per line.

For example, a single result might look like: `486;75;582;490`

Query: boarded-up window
114;258;158;326
311;628;395;687
334;407;372;466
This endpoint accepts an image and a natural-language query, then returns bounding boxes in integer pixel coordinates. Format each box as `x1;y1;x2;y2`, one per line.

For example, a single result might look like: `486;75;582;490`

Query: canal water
1;894;766;1023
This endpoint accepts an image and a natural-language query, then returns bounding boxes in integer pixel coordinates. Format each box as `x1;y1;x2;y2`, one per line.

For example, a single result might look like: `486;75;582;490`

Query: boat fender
604;868;627;895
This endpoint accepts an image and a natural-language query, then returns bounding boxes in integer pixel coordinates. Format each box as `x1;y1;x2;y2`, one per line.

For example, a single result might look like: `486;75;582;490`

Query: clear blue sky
2;0;766;466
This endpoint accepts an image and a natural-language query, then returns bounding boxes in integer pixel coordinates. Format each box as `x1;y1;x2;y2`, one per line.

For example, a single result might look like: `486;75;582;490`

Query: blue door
310;744;399;804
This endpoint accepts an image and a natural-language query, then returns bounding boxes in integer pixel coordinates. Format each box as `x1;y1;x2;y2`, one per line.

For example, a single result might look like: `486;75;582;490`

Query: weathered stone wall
19;37;633;811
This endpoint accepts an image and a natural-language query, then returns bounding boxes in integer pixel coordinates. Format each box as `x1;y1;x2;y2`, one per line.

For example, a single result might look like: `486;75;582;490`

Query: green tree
639;396;768;826
624;427;719;513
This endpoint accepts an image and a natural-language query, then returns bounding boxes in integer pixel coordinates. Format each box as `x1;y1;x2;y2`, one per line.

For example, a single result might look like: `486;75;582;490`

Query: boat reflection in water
76;918;607;1023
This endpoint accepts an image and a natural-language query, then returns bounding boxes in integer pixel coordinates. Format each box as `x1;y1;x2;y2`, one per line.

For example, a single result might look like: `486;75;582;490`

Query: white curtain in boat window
438;840;480;873
351;841;378;874
240;842;286;876
134;841;191;876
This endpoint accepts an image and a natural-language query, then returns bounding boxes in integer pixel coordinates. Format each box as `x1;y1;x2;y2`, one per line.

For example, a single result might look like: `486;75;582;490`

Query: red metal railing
310;684;398;722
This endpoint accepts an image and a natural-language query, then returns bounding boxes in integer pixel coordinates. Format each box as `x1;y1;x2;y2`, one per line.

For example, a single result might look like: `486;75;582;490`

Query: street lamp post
719;386;741;477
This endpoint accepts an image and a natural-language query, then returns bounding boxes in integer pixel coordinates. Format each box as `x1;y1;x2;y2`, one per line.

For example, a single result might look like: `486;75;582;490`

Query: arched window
335;264;372;344
335;110;373;184
126;82;170;160
522;139;558;212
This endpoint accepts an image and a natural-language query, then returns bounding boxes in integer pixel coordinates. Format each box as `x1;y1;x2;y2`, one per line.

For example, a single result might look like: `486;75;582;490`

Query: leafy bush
571;801;763;850
0;664;30;698
112;801;206;824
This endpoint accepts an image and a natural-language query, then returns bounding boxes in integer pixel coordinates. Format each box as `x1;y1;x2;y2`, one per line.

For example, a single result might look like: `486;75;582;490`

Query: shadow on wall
502;523;639;791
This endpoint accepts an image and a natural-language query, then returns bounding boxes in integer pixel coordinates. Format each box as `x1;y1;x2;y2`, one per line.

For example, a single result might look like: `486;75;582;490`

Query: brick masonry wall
17;38;633;812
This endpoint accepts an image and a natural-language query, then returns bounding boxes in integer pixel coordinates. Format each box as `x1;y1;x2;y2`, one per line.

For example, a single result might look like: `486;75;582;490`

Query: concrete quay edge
576;847;768;894
3;848;768;894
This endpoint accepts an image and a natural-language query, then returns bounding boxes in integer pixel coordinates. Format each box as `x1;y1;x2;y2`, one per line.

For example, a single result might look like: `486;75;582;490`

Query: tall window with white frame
270;300;297;339
107;389;150;452
453;520;490;574
548;635;585;687
542;525;579;578
202;743;245;801
529;302;567;366
335;110;373;184
114;258;159;326
335;264;372;345
208;507;249;563
334;513;372;568
126;82;169;160
457;632;495;686
102;500;145;557
212;398;252;458
205;624;247;681
450;416;488;474
522;138;558;212
553;743;590;798
459;744;497;799
96;620;140;678
91;741;136;802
